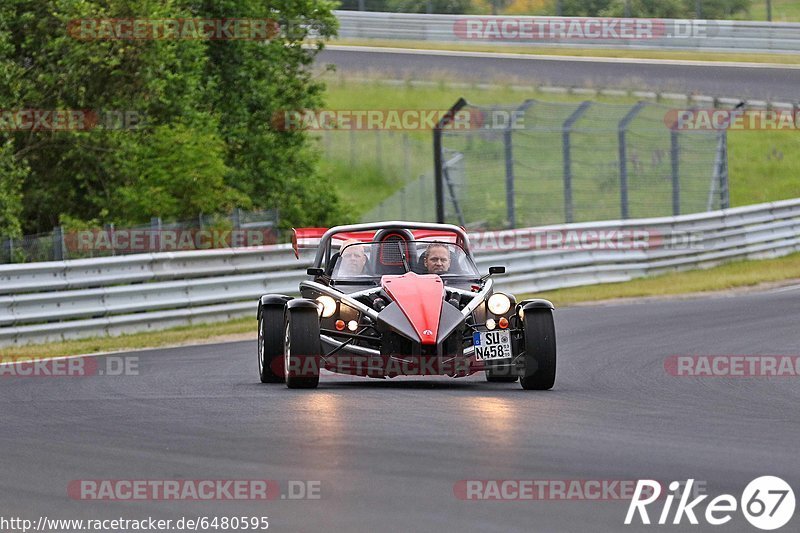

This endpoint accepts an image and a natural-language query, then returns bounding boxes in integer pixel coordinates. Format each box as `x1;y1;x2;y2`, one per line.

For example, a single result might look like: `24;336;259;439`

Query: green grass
331;38;800;65
744;0;800;21
532;251;800;306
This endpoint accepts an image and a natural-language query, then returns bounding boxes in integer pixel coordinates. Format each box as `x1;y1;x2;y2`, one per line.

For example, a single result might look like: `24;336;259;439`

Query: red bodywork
381;273;444;345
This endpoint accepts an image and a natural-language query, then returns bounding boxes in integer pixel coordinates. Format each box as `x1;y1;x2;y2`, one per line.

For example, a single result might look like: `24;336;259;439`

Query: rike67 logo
625;477;795;530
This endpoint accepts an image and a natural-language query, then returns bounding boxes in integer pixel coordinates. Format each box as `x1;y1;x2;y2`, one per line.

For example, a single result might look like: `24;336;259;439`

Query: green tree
0;0;341;235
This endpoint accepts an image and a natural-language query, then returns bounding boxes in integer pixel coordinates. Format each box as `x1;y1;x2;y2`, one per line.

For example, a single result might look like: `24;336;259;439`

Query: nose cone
381;272;444;345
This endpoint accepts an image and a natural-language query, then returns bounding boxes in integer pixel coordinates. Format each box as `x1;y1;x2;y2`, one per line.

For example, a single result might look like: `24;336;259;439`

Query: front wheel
258;307;285;383
520;309;556;390
284;308;321;389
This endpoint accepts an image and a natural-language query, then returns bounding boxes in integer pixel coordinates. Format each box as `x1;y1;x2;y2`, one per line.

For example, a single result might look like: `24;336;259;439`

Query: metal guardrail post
618;102;646;220
562;101;592;224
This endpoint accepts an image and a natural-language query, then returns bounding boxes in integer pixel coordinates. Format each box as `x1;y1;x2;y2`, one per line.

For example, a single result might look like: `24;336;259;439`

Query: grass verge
533;251;800;306
331;39;800;66
322;77;800;220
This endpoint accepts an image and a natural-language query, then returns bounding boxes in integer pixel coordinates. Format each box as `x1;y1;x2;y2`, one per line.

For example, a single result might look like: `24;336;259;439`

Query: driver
423;243;451;275
339;239;368;275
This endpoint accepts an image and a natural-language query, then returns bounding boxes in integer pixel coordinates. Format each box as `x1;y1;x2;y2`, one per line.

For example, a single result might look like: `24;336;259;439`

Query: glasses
427;257;449;263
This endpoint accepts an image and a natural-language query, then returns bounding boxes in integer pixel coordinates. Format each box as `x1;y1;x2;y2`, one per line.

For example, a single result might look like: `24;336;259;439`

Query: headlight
487;293;511;315
316;295;337;318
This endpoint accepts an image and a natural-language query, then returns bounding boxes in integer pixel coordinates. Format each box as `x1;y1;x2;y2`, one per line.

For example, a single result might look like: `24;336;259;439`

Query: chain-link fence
0;209;280;264
435;99;728;229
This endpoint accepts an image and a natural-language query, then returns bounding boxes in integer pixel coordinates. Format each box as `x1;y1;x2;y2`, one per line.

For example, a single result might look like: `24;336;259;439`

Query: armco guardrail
334;11;800;54
1;198;799;346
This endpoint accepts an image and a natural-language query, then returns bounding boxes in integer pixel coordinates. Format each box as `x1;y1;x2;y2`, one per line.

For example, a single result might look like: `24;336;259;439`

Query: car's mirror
307;267;324;277
489;266;506;275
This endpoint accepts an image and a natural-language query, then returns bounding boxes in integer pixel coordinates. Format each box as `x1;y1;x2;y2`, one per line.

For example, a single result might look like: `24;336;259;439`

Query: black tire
258;307;285;383
485;367;519;383
520;309;557;391
284;309;321;389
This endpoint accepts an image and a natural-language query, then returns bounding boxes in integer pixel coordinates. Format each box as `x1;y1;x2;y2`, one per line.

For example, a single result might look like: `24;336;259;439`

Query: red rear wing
292;227;462;258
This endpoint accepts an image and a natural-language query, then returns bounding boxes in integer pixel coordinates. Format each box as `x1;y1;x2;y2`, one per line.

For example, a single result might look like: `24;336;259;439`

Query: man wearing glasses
423;243;451;275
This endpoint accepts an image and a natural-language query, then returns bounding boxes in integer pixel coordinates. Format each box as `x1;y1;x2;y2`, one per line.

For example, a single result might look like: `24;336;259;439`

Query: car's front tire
284;308;321;389
258;307;285;384
520;309;556;390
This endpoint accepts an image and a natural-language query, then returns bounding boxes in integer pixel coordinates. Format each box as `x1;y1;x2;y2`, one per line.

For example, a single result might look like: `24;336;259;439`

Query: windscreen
331;241;479;280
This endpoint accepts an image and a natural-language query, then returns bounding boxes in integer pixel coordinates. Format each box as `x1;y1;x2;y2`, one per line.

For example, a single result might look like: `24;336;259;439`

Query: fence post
719;132;730;209
231;207;241;230
53;226;64;261
3;237;12;264
150;216;161;252
562;101;592;224
375;128;382;173
503;129;516;229
618;102;646;220
434;98;468;224
503;100;535;229
104;223;115;256
350;128;356;168
403;134;410;182
671;130;681;216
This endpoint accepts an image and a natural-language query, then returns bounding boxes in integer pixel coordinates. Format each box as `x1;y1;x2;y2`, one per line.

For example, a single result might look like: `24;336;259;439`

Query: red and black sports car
256;221;556;390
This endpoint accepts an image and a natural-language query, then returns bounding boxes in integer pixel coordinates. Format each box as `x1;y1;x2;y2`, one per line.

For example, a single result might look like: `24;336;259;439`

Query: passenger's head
424;243;451;274
339;239;367;274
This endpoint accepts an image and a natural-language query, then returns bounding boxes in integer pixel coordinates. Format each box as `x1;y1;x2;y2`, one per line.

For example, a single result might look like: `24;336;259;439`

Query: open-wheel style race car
256;222;556;390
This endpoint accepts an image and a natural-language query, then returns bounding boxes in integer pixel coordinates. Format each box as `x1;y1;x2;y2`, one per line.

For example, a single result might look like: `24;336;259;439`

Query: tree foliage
0;0;341;235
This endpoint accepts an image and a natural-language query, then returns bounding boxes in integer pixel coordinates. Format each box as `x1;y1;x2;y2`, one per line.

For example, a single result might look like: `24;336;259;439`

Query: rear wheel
284;309;321;389
520;309;556;390
258;307;285;383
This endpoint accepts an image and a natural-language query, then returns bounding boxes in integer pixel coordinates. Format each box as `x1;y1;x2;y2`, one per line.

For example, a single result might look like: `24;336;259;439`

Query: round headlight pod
347;320;358;332
316;295;337;318
487;293;511;315
486;318;497;330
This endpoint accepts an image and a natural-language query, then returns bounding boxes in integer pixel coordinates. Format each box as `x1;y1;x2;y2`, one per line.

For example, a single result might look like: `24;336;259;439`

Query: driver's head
424;243;451;274
340;239;367;274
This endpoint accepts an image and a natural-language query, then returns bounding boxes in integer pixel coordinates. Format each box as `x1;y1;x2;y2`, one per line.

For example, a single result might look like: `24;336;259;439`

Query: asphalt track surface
317;47;800;102
2;286;799;532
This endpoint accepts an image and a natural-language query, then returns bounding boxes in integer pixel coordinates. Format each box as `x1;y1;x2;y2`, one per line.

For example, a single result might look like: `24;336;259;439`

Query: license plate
473;330;512;361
